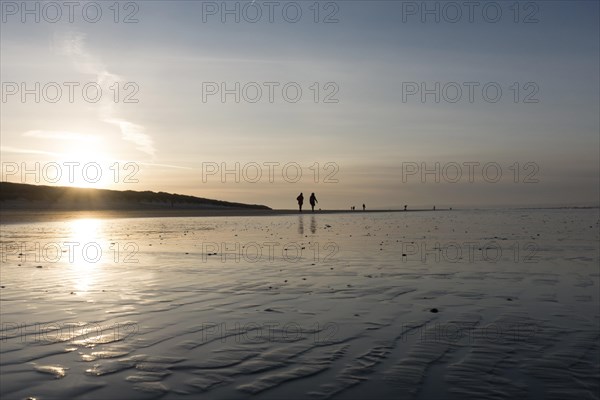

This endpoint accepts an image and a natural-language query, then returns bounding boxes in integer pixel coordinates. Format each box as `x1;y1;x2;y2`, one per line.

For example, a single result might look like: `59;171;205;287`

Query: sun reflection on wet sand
66;218;104;294
69;218;103;243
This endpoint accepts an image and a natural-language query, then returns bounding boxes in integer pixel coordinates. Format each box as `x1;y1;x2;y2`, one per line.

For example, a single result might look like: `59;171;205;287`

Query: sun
57;140;115;189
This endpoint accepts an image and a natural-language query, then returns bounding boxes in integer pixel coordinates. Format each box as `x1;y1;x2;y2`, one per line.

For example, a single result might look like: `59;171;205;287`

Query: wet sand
0;208;444;224
0;209;598;399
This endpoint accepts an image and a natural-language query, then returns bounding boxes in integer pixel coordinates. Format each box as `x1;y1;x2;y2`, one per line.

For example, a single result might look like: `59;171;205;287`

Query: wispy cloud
55;31;120;88
1;146;64;157
104;119;155;156
23;130;100;142
137;162;194;170
53;31;155;156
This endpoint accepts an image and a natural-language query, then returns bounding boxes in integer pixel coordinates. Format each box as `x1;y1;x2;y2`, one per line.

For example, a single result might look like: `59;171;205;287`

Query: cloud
54;31;156;157
1;146;64;157
137;162;193;170
105;119;155;156
23;130;100;142
54;31;120;84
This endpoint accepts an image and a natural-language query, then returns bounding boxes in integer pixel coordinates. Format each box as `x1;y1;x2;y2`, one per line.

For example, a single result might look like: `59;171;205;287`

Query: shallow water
1;209;599;399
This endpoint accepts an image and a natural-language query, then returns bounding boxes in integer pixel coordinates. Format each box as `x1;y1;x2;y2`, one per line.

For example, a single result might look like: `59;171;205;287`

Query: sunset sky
1;1;598;209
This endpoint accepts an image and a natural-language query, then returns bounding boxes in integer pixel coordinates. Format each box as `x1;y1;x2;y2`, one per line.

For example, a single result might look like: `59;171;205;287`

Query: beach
0;208;445;225
0;208;598;399
2;0;598;397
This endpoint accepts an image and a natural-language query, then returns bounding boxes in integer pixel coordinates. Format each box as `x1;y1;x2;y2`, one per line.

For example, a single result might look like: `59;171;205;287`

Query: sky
1;0;599;209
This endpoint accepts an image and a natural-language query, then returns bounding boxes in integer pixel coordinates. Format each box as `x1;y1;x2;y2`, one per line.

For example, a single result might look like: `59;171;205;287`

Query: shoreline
0;208;449;224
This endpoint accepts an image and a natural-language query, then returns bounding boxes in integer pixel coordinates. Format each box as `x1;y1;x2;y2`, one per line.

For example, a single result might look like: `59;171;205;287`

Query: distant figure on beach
404;205;407;211
309;193;318;212
297;193;304;212
362;204;366;211
433;206;436;211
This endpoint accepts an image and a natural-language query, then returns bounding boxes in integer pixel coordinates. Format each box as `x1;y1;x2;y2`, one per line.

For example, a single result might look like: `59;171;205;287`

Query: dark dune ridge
0;182;271;211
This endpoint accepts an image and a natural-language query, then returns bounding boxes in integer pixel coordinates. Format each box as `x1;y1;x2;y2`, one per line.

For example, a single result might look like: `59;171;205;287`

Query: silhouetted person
433;206;436;211
309;193;318;212
404;205;407;211
362;204;365;211
297;193;304;212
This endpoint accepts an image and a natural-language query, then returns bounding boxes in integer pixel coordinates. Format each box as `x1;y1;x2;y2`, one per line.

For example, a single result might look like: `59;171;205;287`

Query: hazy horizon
1;180;599;211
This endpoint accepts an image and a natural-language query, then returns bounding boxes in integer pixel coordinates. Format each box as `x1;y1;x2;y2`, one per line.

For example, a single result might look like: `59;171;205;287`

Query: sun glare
67;218;104;293
69;218;102;243
58;140;114;189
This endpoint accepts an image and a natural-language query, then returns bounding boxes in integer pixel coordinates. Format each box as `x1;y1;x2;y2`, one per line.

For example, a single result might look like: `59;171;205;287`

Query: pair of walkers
296;192;317;212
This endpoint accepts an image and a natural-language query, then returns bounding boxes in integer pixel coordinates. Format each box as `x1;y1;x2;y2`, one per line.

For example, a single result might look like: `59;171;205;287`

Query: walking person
309;193;318;212
297;193;304;213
